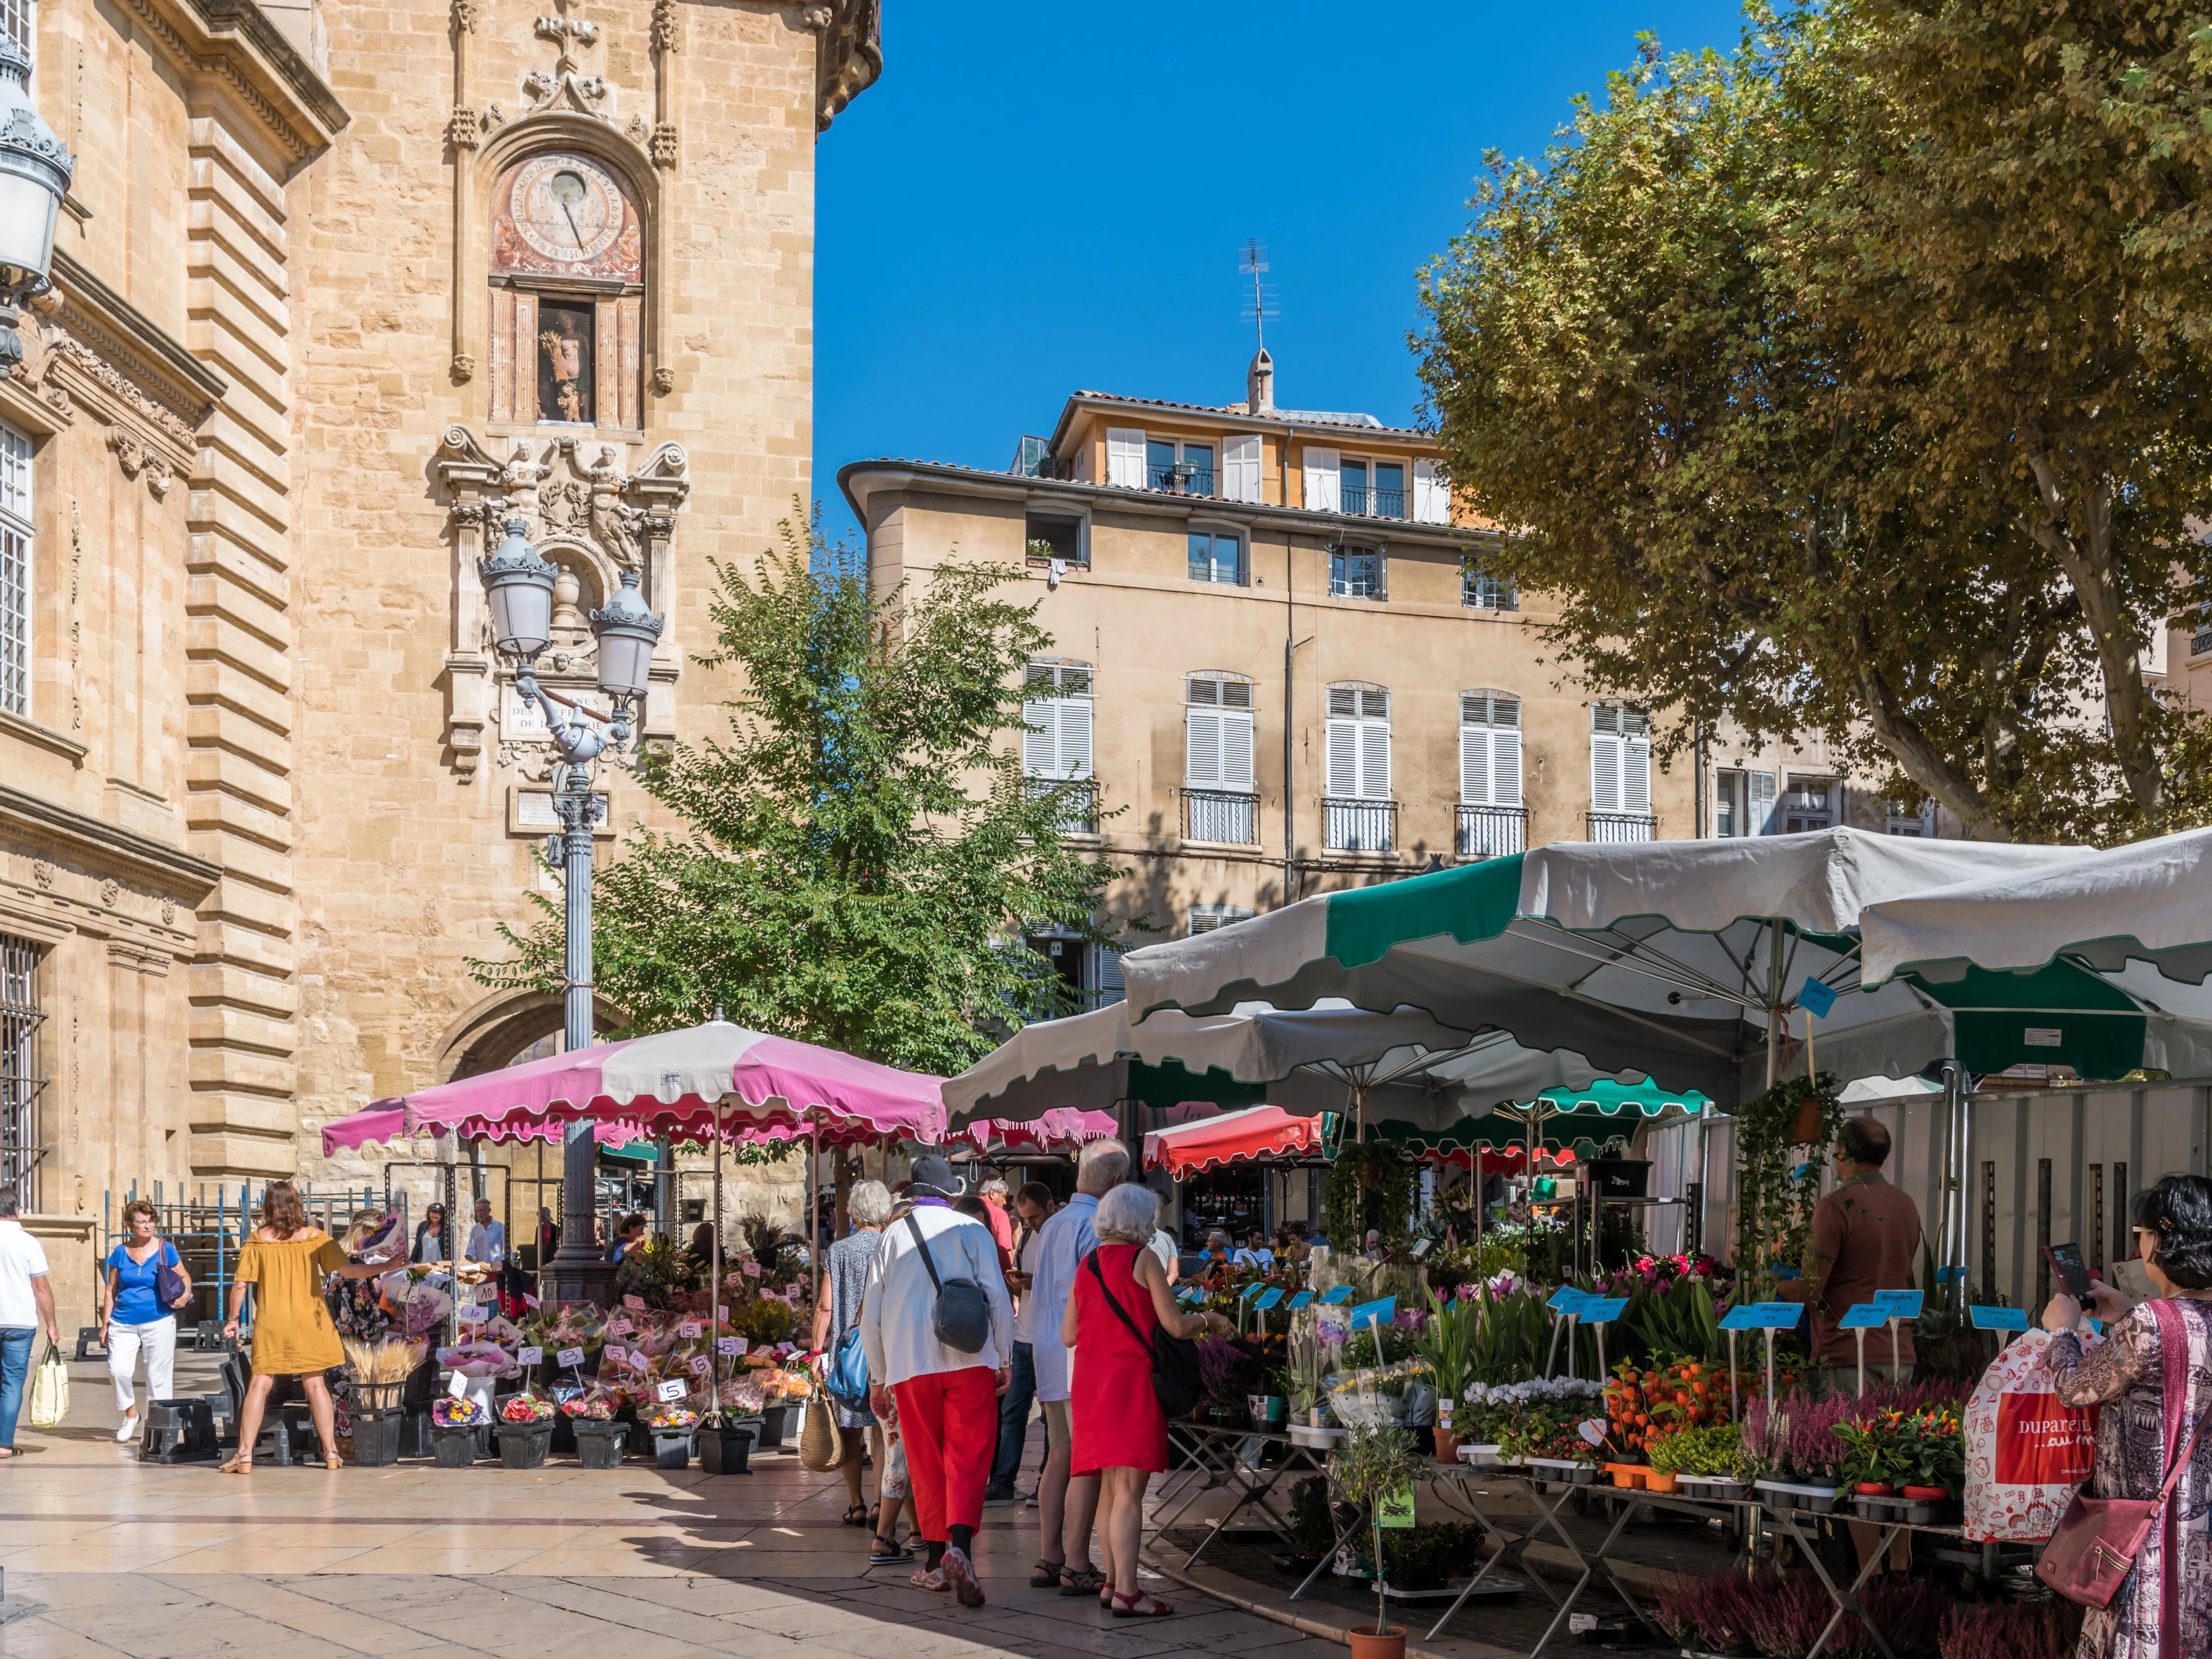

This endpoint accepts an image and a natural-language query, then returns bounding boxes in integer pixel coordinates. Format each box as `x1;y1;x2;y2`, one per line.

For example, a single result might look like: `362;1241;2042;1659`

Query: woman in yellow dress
219;1181;396;1472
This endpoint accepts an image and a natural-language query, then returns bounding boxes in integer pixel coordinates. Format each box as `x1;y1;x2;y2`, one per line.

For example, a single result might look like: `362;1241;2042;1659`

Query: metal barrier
99;1181;384;1335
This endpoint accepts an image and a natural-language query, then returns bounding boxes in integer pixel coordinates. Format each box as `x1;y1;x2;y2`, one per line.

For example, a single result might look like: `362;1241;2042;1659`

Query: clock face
509;154;626;266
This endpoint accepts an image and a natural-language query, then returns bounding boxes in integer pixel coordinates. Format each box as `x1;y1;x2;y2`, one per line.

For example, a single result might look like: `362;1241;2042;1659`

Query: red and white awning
1142;1104;1323;1179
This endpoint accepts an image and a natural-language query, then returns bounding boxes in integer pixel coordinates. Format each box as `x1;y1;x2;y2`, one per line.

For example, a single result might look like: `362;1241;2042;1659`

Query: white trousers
108;1318;176;1415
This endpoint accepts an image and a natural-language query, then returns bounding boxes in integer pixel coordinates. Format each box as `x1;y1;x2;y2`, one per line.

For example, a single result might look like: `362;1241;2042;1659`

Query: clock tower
282;2;882;1175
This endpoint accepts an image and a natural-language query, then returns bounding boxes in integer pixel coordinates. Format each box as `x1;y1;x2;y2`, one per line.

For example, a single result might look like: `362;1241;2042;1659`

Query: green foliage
470;510;1120;1071
740;1214;801;1285
1646;1421;1741;1478
1734;1075;1841;1305
1325;1140;1414;1253
1613;1274;1728;1370
612;1237;685;1307
1353;1522;1488;1592
1415;7;2212;843
1330;1422;1421;1507
1465;1287;1555;1387
1418;1288;1479;1404
734;1297;797;1347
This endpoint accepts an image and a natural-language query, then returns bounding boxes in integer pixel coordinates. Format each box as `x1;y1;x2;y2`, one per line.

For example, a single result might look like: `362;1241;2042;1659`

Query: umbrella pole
710;1104;724;1425
1475;1148;1483;1246
812;1111;824;1320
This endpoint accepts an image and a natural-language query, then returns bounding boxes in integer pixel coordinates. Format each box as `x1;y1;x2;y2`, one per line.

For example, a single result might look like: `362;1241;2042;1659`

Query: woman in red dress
1065;1182;1230;1618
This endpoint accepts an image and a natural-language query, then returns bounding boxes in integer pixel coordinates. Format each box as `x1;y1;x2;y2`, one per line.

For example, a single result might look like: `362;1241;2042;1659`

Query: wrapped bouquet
431;1395;488;1427
499;1393;555;1423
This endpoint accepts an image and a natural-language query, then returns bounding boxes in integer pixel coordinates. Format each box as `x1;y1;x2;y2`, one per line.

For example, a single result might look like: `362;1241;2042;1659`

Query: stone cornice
117;0;349;166
808;0;881;134
51;251;226;433
0;783;222;897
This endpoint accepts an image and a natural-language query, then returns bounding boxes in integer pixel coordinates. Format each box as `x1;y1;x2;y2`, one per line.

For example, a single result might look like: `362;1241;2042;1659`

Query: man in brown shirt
1806;1116;1922;1383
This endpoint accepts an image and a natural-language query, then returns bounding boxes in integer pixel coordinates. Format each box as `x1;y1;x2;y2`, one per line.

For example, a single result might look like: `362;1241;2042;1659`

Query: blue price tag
1320;1285;1355;1305
1873;1289;1923;1320
1176;1285;1205;1306
1969;1305;2029;1331
1287;1290;1315;1311
1577;1297;1628;1325
1839;1302;1889;1331
1797;977;1839;1019
1349;1296;1397;1328
1252;1287;1284;1311
1547;1286;1589;1313
1726;1302;1804;1330
1240;1281;1264;1301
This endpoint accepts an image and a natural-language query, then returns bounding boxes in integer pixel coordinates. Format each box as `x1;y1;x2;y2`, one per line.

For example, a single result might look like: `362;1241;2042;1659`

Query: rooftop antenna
1239;239;1277;352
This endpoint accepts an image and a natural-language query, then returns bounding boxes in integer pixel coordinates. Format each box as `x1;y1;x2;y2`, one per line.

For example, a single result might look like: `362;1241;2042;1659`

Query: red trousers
892;1367;998;1543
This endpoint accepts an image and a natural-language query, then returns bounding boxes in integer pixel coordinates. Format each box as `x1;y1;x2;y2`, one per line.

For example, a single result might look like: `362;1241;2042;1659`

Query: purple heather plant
1742;1378;1967;1483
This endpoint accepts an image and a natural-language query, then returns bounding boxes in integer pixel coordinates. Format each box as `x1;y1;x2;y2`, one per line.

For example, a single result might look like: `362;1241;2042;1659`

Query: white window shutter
1303;446;1340;512
1091;943;1126;1006
1106;428;1147;488
1061;694;1093;779
1460;725;1490;805
1361;722;1391;800
1326;718;1357;797
1495;725;1523;807
1022;696;1055;778
1413;458;1448;524
1749;769;1777;834
1592;730;1621;812
1623;732;1651;815
1224;434;1262;503
1185;708;1221;787
1222;711;1255;791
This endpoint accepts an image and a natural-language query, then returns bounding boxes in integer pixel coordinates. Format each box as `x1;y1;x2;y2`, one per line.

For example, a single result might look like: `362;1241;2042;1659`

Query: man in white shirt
0;1184;59;1455
859;1154;1014;1608
984;1182;1055;1505
1025;1139;1126;1596
465;1199;507;1264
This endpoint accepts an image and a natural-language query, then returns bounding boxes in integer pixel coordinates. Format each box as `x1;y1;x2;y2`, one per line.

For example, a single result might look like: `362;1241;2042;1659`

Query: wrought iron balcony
1456;804;1528;860
1025;775;1099;836
1324;797;1397;853
1181;788;1259;846
1146;464;1215;497
1340;484;1406;520
1587;811;1657;844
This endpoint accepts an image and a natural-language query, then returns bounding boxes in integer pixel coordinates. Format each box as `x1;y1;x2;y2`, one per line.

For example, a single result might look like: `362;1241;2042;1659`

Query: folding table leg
1774;1509;1902;1659
1523;1484;1664;1659
1290;1498;1366;1601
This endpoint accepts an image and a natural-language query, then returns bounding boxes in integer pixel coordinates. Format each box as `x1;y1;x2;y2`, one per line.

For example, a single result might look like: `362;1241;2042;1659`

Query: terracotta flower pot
1432;1429;1460;1464
1348;1626;1407;1659
1900;1485;1948;1502
1855;1482;1894;1497
1788;1096;1829;1145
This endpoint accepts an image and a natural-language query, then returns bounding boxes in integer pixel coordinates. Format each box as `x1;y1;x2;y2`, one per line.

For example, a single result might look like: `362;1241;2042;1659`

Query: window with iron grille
0;935;42;1209
1462;567;1518;612
1329;544;1385;600
0;0;31;52
0;423;27;719
2194;601;2212;659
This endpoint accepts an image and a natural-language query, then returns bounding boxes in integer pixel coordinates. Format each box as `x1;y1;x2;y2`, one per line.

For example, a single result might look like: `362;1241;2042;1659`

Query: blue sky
811;1;1749;552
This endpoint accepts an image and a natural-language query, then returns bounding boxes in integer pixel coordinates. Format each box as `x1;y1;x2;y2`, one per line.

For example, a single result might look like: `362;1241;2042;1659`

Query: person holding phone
102;1198;194;1442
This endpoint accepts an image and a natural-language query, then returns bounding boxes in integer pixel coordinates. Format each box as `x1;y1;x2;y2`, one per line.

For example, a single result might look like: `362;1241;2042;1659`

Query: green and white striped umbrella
1119;830;2096;1107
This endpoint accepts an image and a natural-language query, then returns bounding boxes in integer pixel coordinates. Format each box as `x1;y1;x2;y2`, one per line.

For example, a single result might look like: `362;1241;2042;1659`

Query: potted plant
493;1392;556;1469
563;1392;627;1468
1416;1291;1475;1463
429;1393;489;1466
1899;1402;1964;1506
646;1404;699;1468
1285;1325;1339;1446
1328;1422;1419;1659
1732;1074;1841;1302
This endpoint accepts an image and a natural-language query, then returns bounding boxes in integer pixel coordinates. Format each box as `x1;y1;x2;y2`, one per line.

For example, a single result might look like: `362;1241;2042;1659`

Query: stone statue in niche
538;304;593;424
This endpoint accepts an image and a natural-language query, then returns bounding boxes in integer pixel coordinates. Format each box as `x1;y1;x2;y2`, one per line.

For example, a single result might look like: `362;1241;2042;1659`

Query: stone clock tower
282;0;881;1168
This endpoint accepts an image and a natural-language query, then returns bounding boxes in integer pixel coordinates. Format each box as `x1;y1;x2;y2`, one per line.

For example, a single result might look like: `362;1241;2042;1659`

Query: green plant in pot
1286;1325;1332;1426
1732;1073;1841;1304
1417;1289;1476;1456
1832;1418;1908;1494
1329;1423;1419;1656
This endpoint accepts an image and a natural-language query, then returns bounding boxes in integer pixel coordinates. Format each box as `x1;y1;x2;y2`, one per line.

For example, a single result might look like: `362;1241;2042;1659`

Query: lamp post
479;517;663;1305
0;36;73;370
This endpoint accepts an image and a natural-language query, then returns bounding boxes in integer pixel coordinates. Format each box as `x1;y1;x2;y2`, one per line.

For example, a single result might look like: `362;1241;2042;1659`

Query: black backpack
1087;1249;1203;1419
903;1213;992;1354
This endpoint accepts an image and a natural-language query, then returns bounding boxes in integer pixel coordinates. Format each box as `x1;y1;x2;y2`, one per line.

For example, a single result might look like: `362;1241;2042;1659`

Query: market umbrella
1374;1078;1707;1166
1142;1104;1326;1178
1118;828;2088;1109
956;1109;1122;1154
321;1100;641;1158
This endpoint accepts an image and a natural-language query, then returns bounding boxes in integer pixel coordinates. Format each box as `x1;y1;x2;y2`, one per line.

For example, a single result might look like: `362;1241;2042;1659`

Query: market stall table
1149;1421;1331;1566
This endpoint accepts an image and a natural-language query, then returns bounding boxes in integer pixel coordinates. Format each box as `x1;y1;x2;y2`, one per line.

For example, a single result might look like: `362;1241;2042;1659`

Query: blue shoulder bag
825;1325;869;1410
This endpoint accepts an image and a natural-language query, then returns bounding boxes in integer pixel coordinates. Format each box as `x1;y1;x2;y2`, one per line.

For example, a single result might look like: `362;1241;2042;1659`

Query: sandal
1029;1558;1064;1589
218;1455;252;1474
869;1536;913;1566
840;1504;870;1528
1111;1591;1175;1618
322;1449;343;1470
1056;1566;1105;1597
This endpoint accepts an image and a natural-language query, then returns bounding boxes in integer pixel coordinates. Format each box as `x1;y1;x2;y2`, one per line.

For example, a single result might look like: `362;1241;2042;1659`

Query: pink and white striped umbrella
320;1100;647;1159
958;1108;1121;1155
396;1018;946;1145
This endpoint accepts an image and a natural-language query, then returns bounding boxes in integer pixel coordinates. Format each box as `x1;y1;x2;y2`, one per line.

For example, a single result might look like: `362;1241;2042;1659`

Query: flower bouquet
645;1404;699;1430
719;1374;769;1416
431;1395;487;1427
499;1393;556;1424
559;1388;618;1421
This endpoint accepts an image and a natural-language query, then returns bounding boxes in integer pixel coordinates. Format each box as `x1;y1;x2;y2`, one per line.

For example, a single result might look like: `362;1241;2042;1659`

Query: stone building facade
1;0;880;1308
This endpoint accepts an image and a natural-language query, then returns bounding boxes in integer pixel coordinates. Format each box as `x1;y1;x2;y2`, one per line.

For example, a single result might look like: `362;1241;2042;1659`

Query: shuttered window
1186;676;1256;791
1413;458;1449;524
1302;445;1340;513
1748;769;1776;835
1325;685;1391;800
1022;662;1094;781
1105;428;1147;489
1223;434;1263;503
1589;704;1650;814
1459;692;1523;807
0;424;29;719
1188;905;1256;935
1090;942;1126;1006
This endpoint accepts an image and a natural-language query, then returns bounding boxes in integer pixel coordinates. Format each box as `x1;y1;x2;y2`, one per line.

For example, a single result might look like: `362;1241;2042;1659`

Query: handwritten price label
688;1355;711;1377
623;1295;647;1311
456;1305;487;1324
742;1261;762;1279
556;1347;585;1369
716;1336;743;1357
678;1321;702;1339
606;1319;634;1337
517;1346;543;1366
655;1379;688;1403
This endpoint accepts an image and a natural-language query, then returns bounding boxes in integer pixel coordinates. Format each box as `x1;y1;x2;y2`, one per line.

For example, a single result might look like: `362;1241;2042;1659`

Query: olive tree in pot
1328;1422;1419;1659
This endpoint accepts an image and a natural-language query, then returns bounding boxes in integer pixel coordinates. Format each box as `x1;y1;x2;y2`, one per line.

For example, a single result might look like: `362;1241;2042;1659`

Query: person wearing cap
858;1153;1014;1608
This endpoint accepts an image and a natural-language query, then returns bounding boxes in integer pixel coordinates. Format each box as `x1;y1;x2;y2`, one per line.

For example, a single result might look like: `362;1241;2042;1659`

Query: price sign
1576;1297;1628;1326
446;1370;470;1400
1547;1286;1590;1313
688;1355;711;1377
742;1261;762;1279
1377;1480;1416;1529
556;1346;585;1369
606;1318;634;1337
517;1345;544;1366
456;1305;487;1324
716;1336;743;1357
1239;1282;1265;1301
623;1295;647;1311
1839;1302;1891;1331
679;1321;703;1339
1287;1290;1315;1311
626;1349;651;1371
1970;1305;2030;1331
655;1379;688;1403
1728;1302;1805;1330
1576;1418;1608;1446
1873;1289;1924;1321
1320;1285;1354;1305
1796;976;1839;1018
1348;1296;1397;1328
1252;1287;1284;1311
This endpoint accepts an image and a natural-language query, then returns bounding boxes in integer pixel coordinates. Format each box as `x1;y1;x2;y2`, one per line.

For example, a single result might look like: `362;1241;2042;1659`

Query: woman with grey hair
811;1180;904;1548
1065;1182;1229;1617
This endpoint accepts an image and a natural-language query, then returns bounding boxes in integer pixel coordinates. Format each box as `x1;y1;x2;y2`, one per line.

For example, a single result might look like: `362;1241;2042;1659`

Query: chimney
1247;346;1275;415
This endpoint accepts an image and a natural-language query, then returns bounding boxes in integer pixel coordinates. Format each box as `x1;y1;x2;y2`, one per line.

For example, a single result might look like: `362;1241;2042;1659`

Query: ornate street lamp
0;36;73;370
479;521;664;1305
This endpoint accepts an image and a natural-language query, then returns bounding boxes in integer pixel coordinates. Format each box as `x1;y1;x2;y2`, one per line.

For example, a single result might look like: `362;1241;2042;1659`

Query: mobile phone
2043;1242;2091;1300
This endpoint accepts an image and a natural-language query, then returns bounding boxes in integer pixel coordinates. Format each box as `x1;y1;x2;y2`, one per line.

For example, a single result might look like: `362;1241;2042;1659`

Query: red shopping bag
1964;1327;2100;1542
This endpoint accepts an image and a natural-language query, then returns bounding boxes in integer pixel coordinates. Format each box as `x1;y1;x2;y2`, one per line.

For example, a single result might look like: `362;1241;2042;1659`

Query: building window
487;151;644;430
1589;703;1652;839
1188;905;1255;936
1089;942;1126;1007
1782;777;1835;834
1222;434;1263;503
1459;691;1526;859
0;424;28;719
1885;798;1931;836
1330;544;1385;600
1463;566;1517;611
1025;511;1085;567
0;934;40;1209
0;0;29;52
1185;674;1256;843
1022;661;1095;832
1187;530;1243;585
1325;684;1393;851
1341;459;1405;520
2193;601;2211;659
1412;458;1449;524
1714;768;1775;837
1146;437;1214;496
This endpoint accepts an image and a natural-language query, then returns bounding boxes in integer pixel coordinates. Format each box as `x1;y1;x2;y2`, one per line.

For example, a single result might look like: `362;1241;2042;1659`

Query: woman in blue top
101;1198;192;1442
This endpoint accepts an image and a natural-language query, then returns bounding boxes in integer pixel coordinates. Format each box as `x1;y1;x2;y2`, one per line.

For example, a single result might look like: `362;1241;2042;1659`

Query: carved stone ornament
451;351;475;384
650;365;674;396
448;105;480;149
650;122;678;168
100;878;119;908
524;0;612;118
161;898;176;926
30;859;50;889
